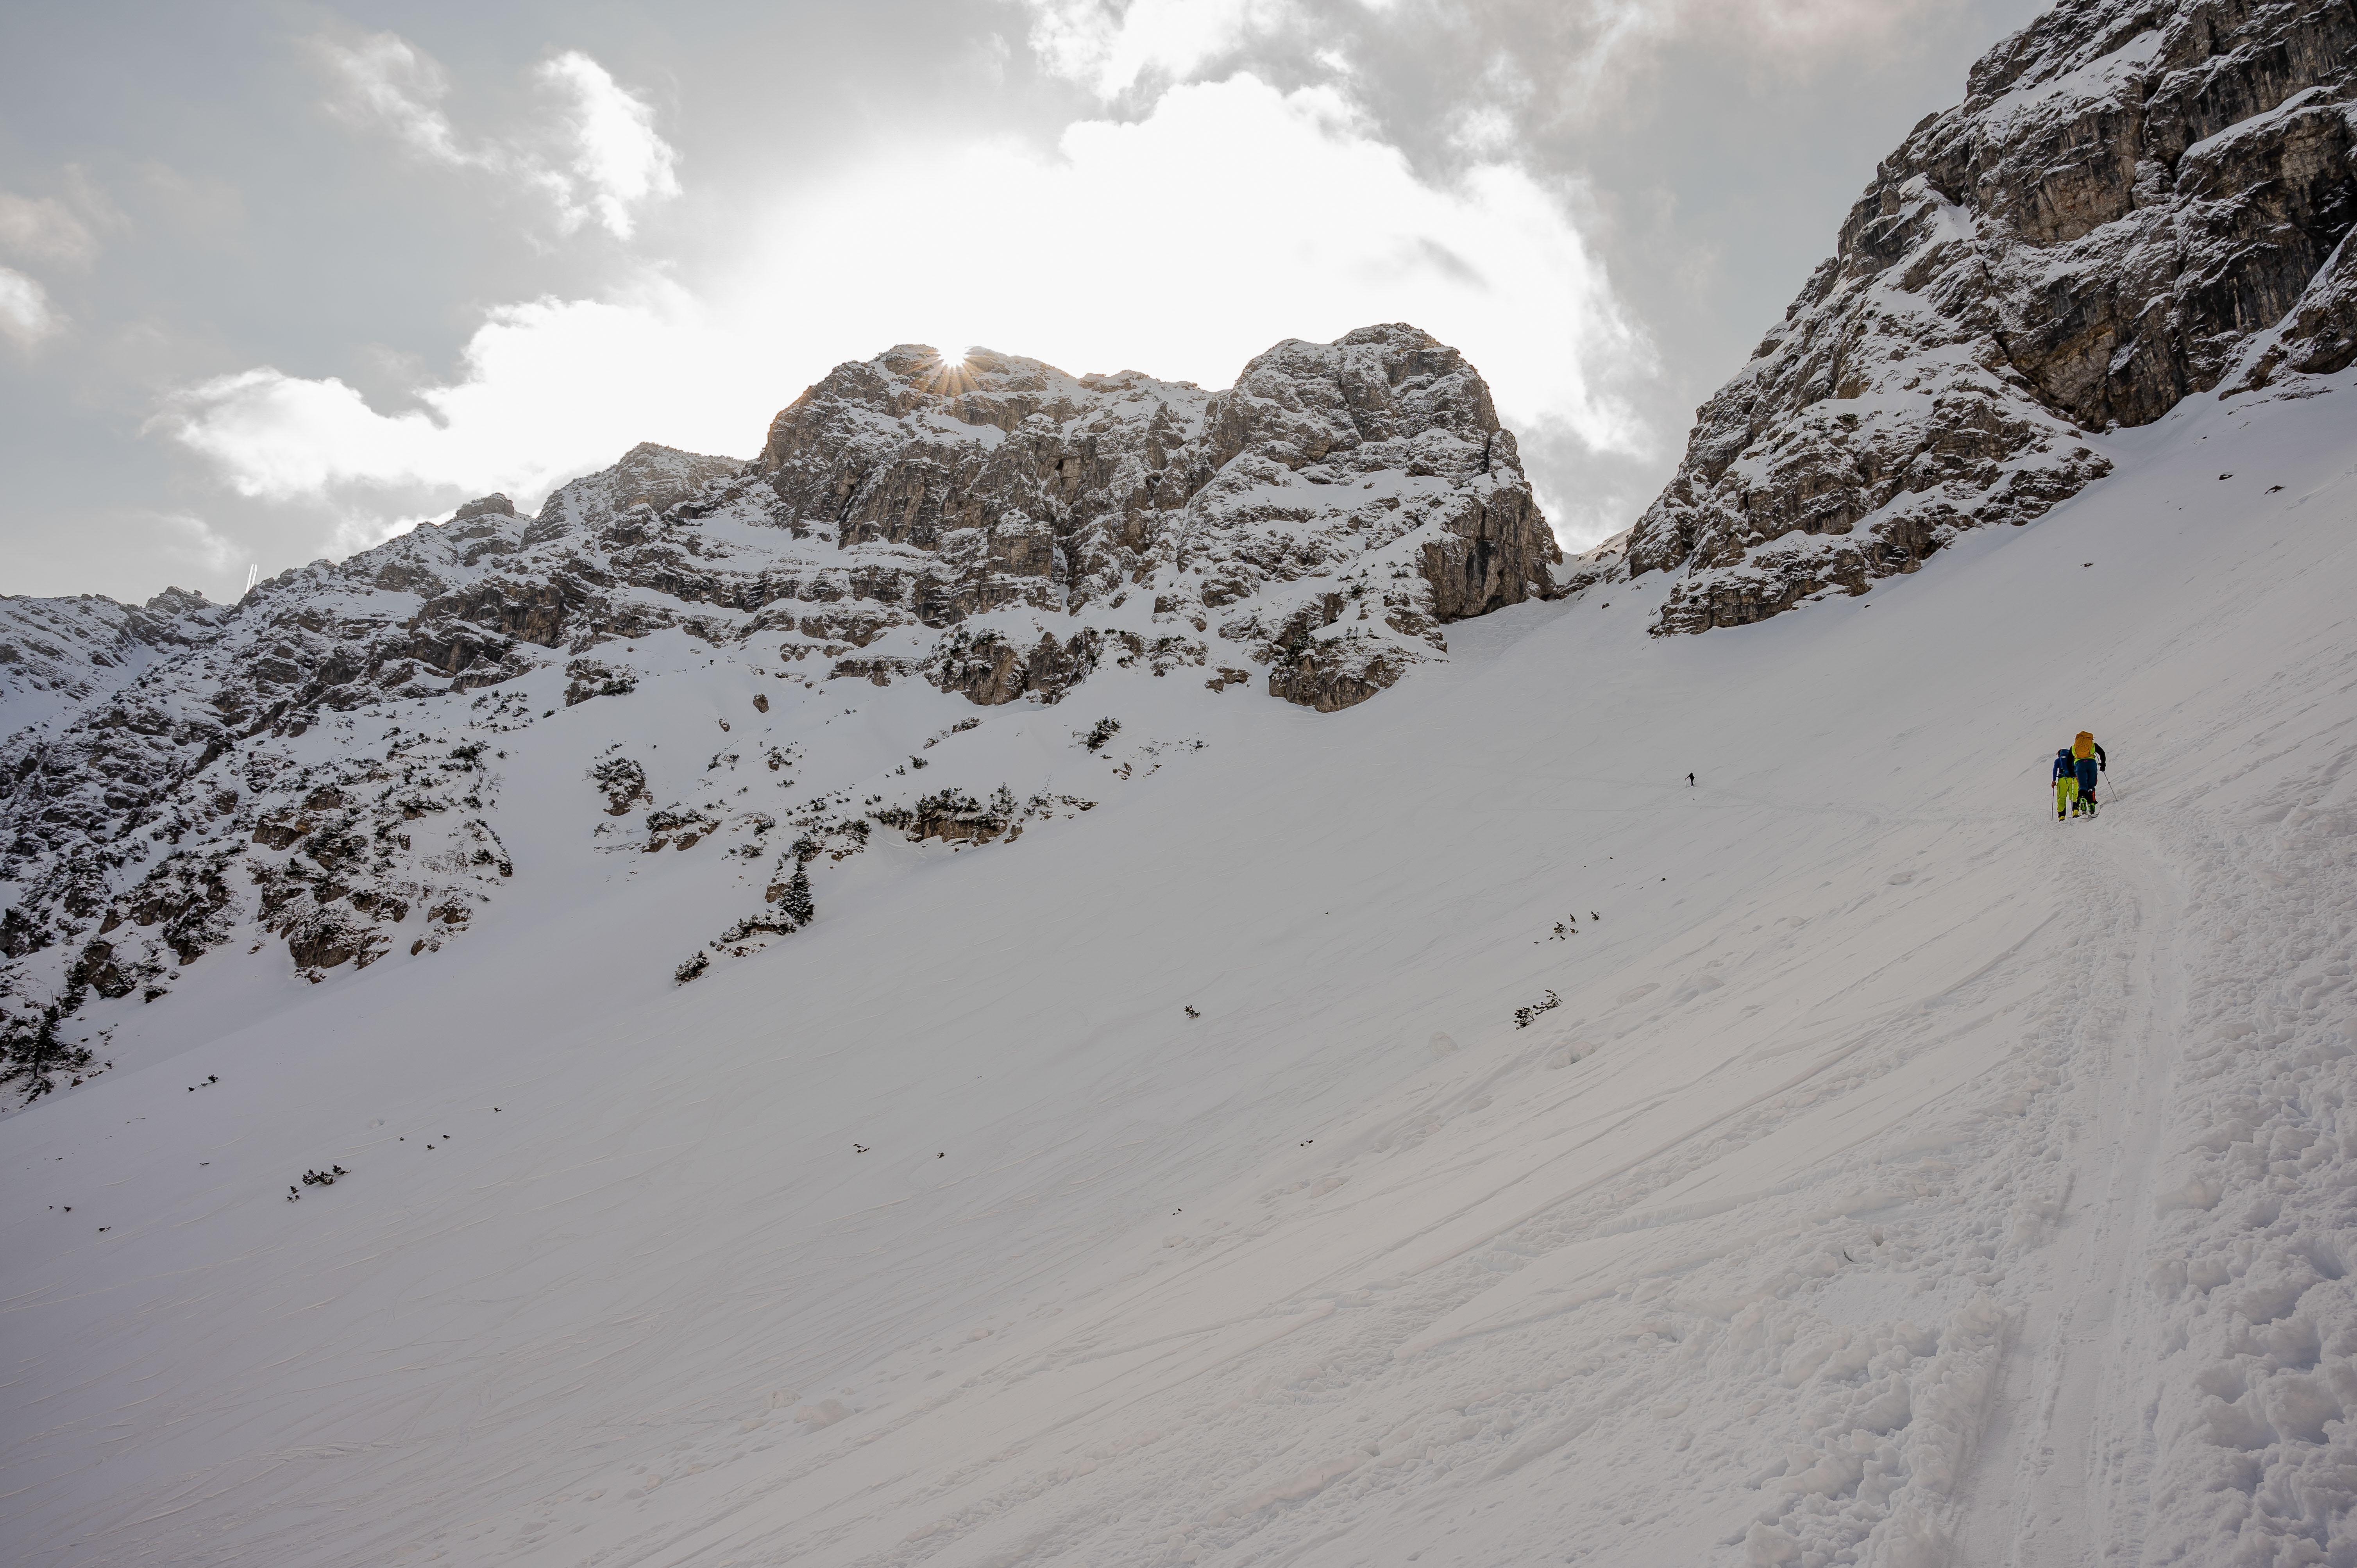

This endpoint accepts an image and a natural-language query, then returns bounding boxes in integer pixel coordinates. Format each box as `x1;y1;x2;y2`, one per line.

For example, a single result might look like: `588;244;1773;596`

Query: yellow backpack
2073;731;2095;759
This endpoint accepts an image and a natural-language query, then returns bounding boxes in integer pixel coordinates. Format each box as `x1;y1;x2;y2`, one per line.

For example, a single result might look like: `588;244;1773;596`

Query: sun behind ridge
921;346;978;395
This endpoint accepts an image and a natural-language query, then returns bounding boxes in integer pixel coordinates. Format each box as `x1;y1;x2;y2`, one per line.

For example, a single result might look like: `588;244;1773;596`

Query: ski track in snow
4;379;2357;1566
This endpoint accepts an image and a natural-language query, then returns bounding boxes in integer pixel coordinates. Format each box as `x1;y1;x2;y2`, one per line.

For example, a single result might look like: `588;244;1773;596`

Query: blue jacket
2053;751;2075;783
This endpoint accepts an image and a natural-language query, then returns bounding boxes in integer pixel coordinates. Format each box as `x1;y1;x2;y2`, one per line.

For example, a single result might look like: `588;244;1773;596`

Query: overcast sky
0;0;2045;604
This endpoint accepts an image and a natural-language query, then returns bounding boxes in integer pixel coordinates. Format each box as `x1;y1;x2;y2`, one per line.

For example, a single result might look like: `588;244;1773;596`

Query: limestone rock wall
747;323;1559;662
1629;0;2357;632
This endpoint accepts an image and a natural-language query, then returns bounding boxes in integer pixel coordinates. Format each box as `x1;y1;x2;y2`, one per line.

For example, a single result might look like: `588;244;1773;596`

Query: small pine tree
4;1005;92;1102
779;864;815;926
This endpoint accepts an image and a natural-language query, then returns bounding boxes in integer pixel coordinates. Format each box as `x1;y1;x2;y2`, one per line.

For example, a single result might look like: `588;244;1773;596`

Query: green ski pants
2056;777;2078;818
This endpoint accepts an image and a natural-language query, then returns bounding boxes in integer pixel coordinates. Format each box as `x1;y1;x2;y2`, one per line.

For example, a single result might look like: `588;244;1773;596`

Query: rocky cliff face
752;325;1558;706
1628;0;2357;631
0;589;227;731
0;324;1560;1092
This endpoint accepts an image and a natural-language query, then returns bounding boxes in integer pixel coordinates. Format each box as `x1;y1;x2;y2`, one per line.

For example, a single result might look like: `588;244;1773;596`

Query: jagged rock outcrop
0;440;768;1048
1629;0;2357;632
1;325;1558;1083
750;324;1558;682
925;628;1106;707
0;588;227;730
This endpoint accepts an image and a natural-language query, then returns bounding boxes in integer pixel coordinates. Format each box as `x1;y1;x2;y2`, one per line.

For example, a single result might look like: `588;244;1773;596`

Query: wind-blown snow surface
6;377;2357;1566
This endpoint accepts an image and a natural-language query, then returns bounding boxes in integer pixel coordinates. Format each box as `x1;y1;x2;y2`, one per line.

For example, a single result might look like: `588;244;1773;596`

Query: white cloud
1534;0;1948;106
1025;0;1300;97
147;511;241;577
0;191;101;266
535;52;681;240
1027;0;1969;125
312;32;679;240
157;285;716;504
1692;0;1955;54
315;32;467;163
162;73;1650;542
0;266;63;346
1450;104;1518;156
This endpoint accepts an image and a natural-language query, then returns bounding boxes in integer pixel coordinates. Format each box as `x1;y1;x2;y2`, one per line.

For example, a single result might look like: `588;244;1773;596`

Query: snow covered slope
5;357;2355;1565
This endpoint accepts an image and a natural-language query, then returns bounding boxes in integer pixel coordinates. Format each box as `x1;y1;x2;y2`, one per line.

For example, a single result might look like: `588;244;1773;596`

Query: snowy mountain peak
755;320;1556;650
447;492;518;524
1;323;1563;1082
1627;0;2357;631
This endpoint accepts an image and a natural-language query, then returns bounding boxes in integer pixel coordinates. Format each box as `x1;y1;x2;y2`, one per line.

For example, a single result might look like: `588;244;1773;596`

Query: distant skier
2072;731;2107;816
2052;747;2078;821
1686;772;1695;787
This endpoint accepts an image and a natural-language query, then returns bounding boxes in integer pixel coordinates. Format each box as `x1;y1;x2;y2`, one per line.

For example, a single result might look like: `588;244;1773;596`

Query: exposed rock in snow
0;588;227;732
1629;0;2357;632
753;324;1557;687
0;324;1557;1069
